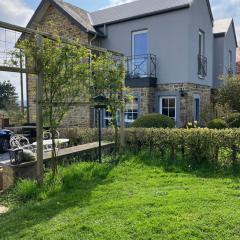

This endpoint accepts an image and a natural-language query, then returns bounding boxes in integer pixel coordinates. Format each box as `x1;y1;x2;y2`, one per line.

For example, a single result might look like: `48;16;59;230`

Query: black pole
98;108;102;163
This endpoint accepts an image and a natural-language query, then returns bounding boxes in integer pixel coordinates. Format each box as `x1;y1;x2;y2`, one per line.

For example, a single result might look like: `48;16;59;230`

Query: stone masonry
27;5;96;127
156;83;212;127
131;87;155;116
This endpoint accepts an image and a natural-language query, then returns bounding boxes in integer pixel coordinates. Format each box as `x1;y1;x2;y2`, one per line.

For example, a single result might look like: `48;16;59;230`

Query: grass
1;151;240;239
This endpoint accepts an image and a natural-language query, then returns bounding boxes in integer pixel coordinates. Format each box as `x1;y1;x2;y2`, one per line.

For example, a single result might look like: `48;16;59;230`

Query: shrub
206;119;228;129
226;113;240;128
15;179;38;202
124;128;240;168
131;114;175;128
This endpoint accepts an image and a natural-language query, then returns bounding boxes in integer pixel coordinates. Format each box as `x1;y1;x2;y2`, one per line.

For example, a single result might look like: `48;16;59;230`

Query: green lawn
1;151;240;239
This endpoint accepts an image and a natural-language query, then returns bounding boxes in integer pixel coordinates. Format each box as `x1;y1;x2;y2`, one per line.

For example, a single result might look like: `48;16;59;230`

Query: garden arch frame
0;20;125;182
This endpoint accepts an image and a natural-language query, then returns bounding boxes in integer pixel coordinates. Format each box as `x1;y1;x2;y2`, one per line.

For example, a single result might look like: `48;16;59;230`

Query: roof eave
214;20;238;48
27;0;103;37
92;3;191;27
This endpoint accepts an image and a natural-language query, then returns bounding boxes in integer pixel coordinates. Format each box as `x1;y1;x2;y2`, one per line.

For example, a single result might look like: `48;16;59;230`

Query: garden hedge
59;127;240;168
206;119;228;129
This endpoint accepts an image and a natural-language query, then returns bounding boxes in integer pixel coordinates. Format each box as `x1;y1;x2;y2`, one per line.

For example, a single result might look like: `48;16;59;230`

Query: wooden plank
43;141;114;161
36;34;44;183
0;20;124;56
0;66;35;74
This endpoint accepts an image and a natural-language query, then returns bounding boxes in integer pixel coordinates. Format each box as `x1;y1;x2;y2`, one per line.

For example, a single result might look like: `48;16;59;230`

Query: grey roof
213;18;238;47
213;18;232;34
27;0;98;35
52;0;97;33
90;0;193;26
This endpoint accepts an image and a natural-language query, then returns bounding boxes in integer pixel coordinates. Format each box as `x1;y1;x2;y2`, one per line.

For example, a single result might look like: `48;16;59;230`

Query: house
237;48;240;74
26;0;238;127
213;18;238;86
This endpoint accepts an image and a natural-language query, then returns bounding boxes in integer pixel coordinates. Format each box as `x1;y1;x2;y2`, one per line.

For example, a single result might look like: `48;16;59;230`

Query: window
160;97;176;121
132;30;148;77
198;30;205;56
194;98;200;122
198;30;207;78
102;109;120;128
228;50;233;71
103;109;112;127
125;97;139;124
102;97;139;127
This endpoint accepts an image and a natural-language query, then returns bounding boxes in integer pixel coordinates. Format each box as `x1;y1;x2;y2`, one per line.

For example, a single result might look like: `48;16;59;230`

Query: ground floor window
124;97;139;124
194;97;200;122
101;97;139;127
159;97;176;121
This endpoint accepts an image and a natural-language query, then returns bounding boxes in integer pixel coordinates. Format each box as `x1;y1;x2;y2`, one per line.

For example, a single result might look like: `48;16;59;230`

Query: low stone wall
0;142;114;191
1;161;37;191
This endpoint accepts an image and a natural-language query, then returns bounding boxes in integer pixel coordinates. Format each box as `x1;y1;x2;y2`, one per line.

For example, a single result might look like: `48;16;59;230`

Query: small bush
131;114;175;128
15;179;38;202
226;113;240;128
206;119;228;129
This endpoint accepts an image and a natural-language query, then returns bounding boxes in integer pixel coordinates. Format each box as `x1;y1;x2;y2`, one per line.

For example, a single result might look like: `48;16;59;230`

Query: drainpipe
89;34;97;127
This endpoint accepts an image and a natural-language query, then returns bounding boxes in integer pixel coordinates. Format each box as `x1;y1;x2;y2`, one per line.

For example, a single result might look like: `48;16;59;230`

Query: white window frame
159;96;177;121
124;97;139;124
132;30;148;57
132;30;148;78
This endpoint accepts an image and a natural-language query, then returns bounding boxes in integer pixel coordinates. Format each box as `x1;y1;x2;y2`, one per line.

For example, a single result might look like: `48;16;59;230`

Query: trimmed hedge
131;114;175;128
59;127;240;168
125;128;240;167
206;119;228;129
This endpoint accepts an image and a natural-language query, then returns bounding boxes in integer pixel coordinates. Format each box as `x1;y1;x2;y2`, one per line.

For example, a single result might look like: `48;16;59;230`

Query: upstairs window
198;30;205;57
131;30;148;77
198;30;207;78
228;50;233;74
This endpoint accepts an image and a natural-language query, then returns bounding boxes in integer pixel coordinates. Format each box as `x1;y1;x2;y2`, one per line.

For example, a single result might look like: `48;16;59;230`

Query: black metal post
98;107;102;163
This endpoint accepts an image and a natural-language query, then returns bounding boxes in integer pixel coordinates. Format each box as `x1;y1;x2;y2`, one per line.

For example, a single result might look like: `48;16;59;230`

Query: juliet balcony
125;54;157;88
198;55;207;78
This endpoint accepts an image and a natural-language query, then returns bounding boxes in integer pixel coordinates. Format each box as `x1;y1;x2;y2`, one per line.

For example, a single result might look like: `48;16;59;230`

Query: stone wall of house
27;5;95;127
156;83;212;127
130;87;155;116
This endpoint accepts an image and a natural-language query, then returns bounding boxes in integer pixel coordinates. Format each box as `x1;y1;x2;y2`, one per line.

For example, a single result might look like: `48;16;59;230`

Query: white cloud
210;0;240;44
0;0;34;26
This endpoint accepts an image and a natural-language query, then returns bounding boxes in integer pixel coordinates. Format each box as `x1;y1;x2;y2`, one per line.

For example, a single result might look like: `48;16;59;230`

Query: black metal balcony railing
198;55;207;78
126;54;157;78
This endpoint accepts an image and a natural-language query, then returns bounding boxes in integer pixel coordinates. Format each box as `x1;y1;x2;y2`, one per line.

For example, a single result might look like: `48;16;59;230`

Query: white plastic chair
9;135;35;152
